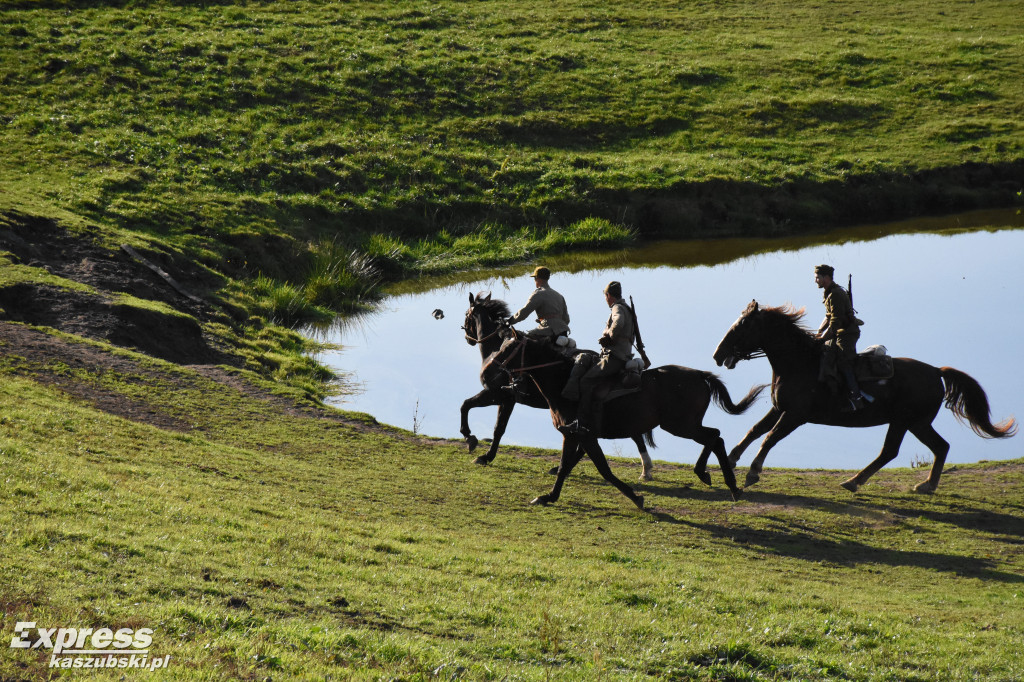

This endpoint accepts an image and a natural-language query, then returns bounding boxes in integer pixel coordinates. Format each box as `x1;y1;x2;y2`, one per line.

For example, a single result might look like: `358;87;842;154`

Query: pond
312;208;1023;471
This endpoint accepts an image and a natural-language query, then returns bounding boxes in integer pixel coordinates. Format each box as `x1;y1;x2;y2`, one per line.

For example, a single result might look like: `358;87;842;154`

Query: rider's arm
507;290;538;326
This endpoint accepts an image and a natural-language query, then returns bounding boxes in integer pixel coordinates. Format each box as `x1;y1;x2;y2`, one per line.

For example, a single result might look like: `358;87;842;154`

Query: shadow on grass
644;489;1024;583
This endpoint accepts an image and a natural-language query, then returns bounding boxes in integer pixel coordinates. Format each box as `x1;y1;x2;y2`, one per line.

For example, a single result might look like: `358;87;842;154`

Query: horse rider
814;264;867;411
559;280;634;435
507;266;571;340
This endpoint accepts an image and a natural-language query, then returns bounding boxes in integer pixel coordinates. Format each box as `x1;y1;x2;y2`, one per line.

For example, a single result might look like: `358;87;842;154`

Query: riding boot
558;391;593;435
841;367;865;412
561;359;587;401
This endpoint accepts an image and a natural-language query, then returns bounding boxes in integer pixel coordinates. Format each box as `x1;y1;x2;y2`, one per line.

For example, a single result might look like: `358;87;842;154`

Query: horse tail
940;367;1017;439
705;373;767;415
643;430;657;450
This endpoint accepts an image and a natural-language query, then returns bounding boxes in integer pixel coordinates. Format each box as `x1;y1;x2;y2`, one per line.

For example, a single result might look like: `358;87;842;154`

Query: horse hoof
633;494;645;510
547;466;559;476
914;481;936;494
473;455;492;466
840;477;859;493
530;495;551;506
466;435;479;453
695;470;712;487
639;472;653;483
731;488;743;502
744;472;760;488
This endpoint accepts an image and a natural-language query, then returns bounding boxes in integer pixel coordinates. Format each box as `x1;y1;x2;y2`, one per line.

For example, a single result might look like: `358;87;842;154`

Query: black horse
461;293;656;481
713;301;1016;492
485;327;765;508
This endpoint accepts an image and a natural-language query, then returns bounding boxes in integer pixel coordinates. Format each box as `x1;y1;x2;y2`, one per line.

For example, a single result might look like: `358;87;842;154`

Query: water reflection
313;209;1023;470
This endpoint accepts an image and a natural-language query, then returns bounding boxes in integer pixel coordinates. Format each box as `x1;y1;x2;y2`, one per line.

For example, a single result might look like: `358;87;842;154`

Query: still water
313;209;1023;470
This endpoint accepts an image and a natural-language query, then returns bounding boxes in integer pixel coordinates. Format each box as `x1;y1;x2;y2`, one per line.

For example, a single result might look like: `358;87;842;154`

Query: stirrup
842;393;865;412
557;420;589;435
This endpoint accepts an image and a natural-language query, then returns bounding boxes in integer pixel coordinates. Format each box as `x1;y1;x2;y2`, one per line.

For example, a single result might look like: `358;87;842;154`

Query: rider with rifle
559;280;634;435
814;264;867;411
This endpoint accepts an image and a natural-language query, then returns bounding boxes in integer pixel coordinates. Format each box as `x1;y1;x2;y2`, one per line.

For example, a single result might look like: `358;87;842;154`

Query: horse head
714;300;766;369
714;300;810;369
463;292;509;346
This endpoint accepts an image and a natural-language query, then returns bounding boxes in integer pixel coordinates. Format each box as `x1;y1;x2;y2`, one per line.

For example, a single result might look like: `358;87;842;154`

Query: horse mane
757;303;819;346
474;294;511;319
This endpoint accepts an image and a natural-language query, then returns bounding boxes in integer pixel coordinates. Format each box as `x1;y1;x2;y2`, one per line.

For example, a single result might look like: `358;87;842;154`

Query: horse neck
476;315;505;361
514;344;571;414
758;321;819;378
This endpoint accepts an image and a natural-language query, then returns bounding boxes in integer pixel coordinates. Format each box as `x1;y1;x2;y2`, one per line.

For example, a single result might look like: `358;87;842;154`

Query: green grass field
3;0;1022;277
1;2;1023;678
0;327;1021;680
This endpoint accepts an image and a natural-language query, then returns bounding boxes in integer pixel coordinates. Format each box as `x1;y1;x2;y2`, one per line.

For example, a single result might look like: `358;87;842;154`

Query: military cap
531;266;551;280
814;264;835;277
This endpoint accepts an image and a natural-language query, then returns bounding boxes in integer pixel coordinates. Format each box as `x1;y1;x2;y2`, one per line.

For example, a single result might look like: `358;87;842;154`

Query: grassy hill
3;1;1023;279
2;0;1022;380
0;323;1022;680
0;2;1023;678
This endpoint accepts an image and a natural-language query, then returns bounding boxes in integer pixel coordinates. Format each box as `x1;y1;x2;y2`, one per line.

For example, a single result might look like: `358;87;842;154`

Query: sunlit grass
0;335;1021;680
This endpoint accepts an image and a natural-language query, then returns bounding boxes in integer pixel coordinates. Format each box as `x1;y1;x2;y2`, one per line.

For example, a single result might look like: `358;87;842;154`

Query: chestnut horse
485;327;765;508
461;293;656;481
713;301;1016;493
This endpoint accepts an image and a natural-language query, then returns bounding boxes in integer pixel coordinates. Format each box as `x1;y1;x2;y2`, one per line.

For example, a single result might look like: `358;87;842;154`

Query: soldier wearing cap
815;264;866;411
560;280;634;435
507;266;571;339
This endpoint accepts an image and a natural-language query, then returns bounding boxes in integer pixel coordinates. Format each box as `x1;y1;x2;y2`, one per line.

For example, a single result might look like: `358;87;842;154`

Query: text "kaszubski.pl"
10;622;171;671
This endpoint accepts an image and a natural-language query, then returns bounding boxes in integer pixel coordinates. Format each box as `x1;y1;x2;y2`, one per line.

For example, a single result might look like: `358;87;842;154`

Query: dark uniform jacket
821;283;860;341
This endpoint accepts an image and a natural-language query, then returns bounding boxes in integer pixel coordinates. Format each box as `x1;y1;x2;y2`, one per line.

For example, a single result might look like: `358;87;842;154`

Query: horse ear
483;292;492;302
469;293;476;305
745;300;758;313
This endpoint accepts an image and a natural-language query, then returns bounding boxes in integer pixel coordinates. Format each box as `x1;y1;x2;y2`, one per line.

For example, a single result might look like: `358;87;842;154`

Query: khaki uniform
820;282;860;385
508;284;570;338
574;299;635;428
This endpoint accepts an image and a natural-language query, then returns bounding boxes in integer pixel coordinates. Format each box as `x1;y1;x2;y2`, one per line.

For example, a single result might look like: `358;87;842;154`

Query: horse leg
694;443;714;487
584;439;645;510
675;425;742;501
460;388;502;456
633;434;653;482
729;408;781;468
841;423;907;493
474;397;516;465
531;438;585;506
709;430;742;501
549;442;582;475
745;412;803;488
907;423;949;494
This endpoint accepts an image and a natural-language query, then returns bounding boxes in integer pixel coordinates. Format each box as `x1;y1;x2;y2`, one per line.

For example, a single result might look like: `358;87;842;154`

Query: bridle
463;308;503;346
723;316;768;362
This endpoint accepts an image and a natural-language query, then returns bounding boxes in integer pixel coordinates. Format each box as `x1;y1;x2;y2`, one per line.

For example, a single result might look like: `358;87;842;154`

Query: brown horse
461;293;656;480
485;327;765;508
713;301;1016;493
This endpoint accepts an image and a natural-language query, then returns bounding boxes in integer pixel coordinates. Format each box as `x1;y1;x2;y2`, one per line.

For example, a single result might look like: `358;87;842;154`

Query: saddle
575;354;645;404
854;344;894;382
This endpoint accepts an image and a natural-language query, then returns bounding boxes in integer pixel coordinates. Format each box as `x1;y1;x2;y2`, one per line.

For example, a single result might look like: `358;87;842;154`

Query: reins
481;334;565;380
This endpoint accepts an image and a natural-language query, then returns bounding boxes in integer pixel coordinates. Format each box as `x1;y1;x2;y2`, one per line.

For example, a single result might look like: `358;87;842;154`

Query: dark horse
713;301;1016;493
485;327;765;508
461;293;656;481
